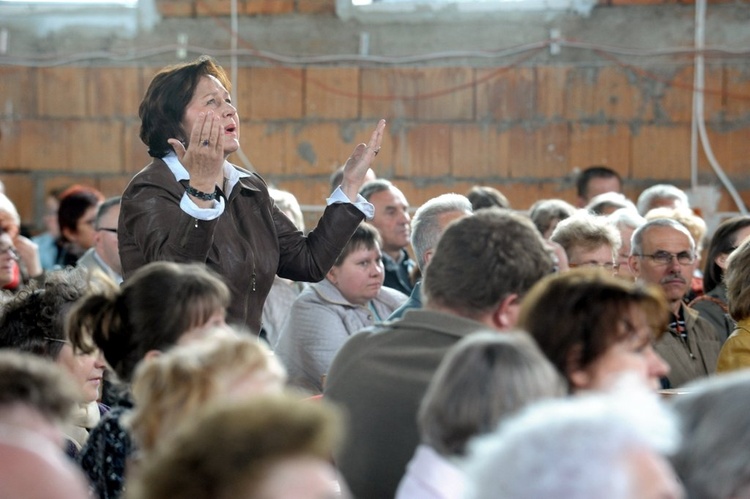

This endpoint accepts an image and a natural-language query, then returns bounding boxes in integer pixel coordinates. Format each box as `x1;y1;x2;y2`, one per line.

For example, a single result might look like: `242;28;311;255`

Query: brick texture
7;52;750;229
305;68;360;119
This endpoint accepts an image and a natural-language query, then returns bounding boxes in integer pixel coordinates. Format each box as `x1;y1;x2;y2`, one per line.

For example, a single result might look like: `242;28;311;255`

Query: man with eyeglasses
76;197;122;285
629;218;720;388
550;211;621;274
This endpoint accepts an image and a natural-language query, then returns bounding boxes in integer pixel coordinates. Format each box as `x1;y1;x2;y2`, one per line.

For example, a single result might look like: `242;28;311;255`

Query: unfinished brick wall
1;0;749;231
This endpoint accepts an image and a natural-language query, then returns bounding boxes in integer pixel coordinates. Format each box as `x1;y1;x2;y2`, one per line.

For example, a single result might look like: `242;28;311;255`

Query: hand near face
340;119;386;203
167;111;226;192
13;234;42;278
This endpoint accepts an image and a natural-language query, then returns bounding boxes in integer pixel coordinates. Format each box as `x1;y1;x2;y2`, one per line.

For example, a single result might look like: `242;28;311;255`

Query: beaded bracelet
186;185;219;201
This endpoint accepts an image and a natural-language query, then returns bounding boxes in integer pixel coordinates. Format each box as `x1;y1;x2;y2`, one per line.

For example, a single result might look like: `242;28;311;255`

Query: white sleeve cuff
180;192;226;221
326;187;374;220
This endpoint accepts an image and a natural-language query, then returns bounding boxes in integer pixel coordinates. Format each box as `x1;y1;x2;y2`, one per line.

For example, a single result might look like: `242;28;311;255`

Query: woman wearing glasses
0;269;107;457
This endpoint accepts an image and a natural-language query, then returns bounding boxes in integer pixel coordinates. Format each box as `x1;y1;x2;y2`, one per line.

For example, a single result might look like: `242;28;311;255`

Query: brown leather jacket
119;159;364;333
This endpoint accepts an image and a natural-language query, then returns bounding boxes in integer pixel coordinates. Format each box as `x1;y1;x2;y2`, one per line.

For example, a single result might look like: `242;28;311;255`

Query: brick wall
1;0;749;231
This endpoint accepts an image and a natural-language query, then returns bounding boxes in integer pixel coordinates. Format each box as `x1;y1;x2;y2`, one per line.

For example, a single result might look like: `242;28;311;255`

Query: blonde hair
129;333;286;453
128;394;341;499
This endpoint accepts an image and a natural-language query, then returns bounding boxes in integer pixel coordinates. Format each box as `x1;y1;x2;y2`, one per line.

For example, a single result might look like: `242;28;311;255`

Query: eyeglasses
568;261;620;271
97;228;118;234
635;251;695;266
0;245;19;260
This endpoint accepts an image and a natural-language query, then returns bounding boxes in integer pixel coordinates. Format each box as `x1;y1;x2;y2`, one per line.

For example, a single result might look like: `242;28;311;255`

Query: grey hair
586;192;637;216
0;194;20;227
607;207;646;231
671;371;750;499
95;196;121;229
358;178;394;201
410;193;472;271
550;211;622;258
630;218;695;257
269;188;305;232
465;381;680;499
636;184;689;216
418;331;564;457
528;199;577;238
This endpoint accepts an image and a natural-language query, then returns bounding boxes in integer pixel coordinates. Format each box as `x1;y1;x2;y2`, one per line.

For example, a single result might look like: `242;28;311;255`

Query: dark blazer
324;309;490;499
119;158;364;333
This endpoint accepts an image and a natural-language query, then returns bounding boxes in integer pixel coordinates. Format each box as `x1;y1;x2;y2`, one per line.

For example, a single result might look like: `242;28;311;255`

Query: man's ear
628;255;641;278
422;249;434;268
492;293;521;330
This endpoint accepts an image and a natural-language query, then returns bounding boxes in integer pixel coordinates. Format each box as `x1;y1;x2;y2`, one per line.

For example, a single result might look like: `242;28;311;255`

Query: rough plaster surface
2;5;750;67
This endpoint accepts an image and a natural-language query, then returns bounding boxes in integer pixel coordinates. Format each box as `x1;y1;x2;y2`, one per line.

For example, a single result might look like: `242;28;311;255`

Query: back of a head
529;199;577;239
410;193;473;270
586;192;636;216
130;333;286;453
671;371;750;499
418;331;564;457
0;350;80;431
269;188;305;232
128;394;341;499
607;208;646;231
466;186;510;211
68;261;231;383
422;208;553;320
465;384;680;499
637;184;689;216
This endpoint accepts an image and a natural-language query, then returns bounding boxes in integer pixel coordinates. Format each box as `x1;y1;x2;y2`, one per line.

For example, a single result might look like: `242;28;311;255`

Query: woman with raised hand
120;55;385;334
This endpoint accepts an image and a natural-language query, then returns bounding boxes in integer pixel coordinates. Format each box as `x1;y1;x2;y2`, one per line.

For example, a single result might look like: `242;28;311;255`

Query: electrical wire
691;0;747;214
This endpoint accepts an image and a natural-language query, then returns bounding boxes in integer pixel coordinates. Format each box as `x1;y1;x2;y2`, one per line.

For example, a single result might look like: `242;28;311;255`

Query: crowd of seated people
4;88;750;499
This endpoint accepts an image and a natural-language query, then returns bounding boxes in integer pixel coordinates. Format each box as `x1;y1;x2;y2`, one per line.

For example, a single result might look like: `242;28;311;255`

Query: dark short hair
702;216;750;294
95;196;122;229
466;186;510;211
576;166;621;199
423;208;553;319
358;179;394;201
333;223;381;267
57;185;104;237
139;56;231;158
519;269;668;391
0;270;88;360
